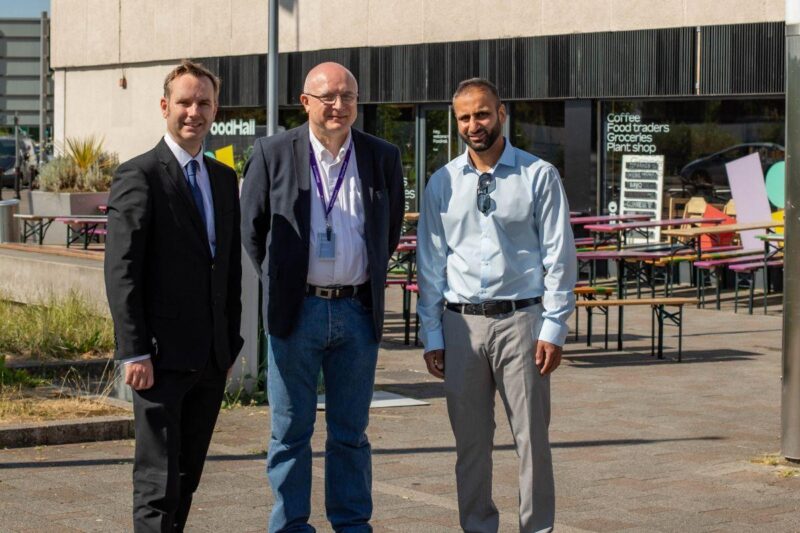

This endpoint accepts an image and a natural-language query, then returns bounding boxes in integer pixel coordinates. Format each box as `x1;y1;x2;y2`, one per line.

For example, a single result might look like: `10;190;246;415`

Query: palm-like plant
36;136;118;192
64;136;108;172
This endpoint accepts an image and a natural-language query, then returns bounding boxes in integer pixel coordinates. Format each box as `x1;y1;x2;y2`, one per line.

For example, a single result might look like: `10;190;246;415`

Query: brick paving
1;287;799;532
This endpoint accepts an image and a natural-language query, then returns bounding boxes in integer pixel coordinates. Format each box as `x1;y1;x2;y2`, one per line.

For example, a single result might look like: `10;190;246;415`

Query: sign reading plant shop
620;154;664;242
605;112;670;154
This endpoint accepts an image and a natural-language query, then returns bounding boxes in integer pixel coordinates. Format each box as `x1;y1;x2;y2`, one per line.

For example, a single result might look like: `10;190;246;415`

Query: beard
459;120;502;152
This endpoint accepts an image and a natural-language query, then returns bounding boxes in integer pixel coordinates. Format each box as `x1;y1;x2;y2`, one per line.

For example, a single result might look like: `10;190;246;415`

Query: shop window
601;99;784;217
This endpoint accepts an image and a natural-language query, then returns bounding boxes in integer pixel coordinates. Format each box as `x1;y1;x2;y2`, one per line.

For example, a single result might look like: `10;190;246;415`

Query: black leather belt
306;282;369;300
446;297;541;317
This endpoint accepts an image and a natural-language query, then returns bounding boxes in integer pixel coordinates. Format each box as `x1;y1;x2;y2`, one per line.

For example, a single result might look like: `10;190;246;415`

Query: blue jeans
267;295;379;533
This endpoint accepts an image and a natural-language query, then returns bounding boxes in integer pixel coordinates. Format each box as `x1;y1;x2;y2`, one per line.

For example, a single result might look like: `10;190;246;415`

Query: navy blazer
240;123;404;341
104;138;244;370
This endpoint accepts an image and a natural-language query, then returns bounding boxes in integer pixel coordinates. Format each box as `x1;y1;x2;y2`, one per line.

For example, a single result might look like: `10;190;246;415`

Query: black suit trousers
131;359;226;533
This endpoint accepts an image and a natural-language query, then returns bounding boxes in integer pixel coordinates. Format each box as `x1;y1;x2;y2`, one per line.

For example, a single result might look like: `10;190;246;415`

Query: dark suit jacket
104;138;244;371
240;123;404;341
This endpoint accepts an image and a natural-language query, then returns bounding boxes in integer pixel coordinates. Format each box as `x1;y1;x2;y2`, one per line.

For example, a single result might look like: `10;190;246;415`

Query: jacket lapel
156;139;211;258
292;123;311;250
353;129;375;254
205;156;224;249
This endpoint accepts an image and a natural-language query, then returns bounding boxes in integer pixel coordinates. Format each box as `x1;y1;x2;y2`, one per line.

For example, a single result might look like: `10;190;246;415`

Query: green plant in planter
37;136;119;192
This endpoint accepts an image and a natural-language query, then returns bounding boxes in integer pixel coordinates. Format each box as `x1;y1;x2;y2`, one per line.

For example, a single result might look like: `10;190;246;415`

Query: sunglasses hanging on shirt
476;172;495;215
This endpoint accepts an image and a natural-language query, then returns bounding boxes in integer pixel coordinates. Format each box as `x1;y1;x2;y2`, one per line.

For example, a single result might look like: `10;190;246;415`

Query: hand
535;341;562;376
423;349;445;380
125;359;155;390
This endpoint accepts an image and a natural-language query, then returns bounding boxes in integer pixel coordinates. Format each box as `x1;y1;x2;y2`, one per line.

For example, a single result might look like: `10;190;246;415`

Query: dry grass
0;386;126;425
750;453;782;466
0;292;114;360
750;452;800;479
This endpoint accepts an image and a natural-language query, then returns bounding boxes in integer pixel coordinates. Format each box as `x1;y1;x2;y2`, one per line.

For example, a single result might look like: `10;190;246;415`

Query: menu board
620;154;664;242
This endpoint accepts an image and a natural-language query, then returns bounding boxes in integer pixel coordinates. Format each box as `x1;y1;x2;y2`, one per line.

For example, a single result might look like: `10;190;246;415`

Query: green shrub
0;293;114;360
36;136;118;192
37;156;80;192
0;356;44;388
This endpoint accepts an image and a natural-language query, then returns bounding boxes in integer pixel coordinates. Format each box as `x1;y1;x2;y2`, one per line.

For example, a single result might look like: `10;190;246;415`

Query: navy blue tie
186;160;207;227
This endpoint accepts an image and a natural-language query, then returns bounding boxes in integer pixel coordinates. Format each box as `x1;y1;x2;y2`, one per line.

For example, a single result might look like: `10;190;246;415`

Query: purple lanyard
309;141;353;232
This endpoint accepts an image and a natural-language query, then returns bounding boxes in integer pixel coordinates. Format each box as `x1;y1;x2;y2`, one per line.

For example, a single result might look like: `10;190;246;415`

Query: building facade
0;15;52;139
50;0;786;215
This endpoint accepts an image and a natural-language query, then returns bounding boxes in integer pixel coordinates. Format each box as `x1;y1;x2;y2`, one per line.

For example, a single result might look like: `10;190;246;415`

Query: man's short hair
163;60;221;100
452;78;501;108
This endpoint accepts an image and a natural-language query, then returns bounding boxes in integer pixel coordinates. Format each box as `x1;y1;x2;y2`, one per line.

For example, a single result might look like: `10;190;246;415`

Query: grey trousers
443;305;555;533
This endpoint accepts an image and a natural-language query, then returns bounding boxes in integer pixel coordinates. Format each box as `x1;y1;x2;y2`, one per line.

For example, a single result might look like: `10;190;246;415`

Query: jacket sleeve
240;137;271;277
386;145;405;256
228;171;244;363
104;162;152;359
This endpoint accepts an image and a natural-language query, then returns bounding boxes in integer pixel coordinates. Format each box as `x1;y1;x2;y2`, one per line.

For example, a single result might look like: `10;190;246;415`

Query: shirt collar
164;133;204;171
309;128;353;165
458;137;515;174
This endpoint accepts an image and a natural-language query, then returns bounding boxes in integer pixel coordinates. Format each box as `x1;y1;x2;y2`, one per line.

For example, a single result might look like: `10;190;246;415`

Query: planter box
29;190;109;245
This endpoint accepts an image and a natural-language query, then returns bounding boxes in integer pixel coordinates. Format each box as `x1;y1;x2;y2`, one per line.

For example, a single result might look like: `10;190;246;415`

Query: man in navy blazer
105;60;243;532
241;62;403;532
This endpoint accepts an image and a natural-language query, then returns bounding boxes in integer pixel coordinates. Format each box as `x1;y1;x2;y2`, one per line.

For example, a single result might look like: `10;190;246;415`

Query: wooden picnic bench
12;214;58;244
730;259;784;315
573;285;614;345
55;216;108;250
662;221;784;306
575;297;697;361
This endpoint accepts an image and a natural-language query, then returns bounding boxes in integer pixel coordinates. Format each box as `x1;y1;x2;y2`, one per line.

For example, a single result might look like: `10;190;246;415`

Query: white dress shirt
122;134;216;364
417;139;577;352
307;129;369;287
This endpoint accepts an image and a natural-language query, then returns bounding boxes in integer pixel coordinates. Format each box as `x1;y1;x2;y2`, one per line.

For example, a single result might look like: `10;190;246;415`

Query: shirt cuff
121;354;151;364
537;318;568;347
421;328;445;353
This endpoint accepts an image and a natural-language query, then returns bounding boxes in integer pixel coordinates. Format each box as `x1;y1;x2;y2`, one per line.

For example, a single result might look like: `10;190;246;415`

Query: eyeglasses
302;92;359;106
476;172;494;215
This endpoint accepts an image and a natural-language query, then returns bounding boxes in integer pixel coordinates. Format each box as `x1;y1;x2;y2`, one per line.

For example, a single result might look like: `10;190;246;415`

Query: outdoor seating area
389;187;785;363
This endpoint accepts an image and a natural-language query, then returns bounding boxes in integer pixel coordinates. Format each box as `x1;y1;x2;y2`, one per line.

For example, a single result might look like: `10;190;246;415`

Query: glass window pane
366;104;417;214
601;99;785;216
511;101;566;177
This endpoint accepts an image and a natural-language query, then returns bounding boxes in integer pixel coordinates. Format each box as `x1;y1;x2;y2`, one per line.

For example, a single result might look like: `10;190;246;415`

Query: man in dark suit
241;61;404;532
104;60;243;532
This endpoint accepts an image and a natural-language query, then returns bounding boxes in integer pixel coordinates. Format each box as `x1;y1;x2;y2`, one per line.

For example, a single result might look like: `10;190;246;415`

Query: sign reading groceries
620;154;664;242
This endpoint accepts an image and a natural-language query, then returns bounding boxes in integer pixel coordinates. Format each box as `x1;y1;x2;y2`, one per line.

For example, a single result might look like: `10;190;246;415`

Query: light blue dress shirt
417;139;577;352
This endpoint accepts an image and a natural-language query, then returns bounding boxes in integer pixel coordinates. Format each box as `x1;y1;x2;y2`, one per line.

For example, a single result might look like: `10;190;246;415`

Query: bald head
300;62;359;150
303;62;358;94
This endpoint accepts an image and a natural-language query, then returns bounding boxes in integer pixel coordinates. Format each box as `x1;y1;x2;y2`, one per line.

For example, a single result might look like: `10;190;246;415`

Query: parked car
679;142;785;198
0;136;37;188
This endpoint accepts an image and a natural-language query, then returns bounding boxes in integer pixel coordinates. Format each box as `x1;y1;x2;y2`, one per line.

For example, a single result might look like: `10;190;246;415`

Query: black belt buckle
317;287;336;299
481;301;512;316
308;284;359;299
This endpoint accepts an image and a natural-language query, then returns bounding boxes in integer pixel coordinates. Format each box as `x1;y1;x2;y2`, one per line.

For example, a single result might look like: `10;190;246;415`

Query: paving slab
1;287;799;532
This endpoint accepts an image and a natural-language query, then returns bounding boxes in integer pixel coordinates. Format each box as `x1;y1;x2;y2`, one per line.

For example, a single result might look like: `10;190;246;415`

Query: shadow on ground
0;435;724;470
564;348;760;367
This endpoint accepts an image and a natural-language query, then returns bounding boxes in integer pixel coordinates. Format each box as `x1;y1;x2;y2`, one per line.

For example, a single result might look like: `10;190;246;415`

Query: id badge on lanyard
310;142;353;262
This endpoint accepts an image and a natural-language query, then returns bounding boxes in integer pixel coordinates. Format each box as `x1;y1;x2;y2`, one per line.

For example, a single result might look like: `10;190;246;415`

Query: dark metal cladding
700;21;784;96
197;21;783;107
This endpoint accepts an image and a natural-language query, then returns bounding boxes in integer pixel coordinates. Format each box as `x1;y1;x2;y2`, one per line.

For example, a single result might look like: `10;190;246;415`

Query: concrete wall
56;63;171;161
51;0;785;69
0;247;107;316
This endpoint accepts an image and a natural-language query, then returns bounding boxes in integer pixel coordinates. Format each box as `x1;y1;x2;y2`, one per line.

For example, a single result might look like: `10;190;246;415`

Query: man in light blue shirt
417;78;577;533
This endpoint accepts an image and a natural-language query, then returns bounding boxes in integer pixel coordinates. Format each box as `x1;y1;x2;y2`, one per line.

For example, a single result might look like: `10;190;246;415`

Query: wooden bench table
575;297;697;361
55;216;108;249
12;214;59;244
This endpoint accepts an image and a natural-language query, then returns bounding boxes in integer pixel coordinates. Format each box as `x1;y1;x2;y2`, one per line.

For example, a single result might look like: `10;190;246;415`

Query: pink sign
725;153;772;251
